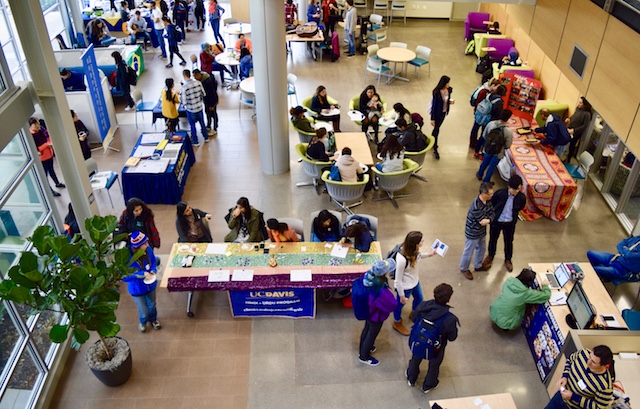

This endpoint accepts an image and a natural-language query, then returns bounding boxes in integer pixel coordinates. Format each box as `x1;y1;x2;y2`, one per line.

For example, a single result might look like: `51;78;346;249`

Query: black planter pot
86;337;132;387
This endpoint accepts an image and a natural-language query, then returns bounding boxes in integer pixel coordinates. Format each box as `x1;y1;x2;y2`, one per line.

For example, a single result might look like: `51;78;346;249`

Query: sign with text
229;288;315;318
81;44;110;141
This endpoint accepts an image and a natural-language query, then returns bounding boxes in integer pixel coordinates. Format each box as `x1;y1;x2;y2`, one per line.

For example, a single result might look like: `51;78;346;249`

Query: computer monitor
566;282;596;330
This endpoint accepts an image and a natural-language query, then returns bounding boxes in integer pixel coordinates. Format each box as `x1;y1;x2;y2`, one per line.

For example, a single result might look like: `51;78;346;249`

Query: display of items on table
499;73;541;121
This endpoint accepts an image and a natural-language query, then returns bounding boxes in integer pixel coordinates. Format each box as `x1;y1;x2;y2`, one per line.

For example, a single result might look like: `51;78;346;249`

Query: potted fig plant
0;215;140;386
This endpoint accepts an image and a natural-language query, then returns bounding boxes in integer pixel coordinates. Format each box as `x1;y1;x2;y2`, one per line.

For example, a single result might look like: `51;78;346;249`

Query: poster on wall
229;288;316;318
499;73;541;123
81;44;110;141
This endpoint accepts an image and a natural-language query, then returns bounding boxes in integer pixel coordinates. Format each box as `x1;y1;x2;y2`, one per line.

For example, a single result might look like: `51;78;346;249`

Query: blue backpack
408;312;451;359
351;277;369;320
474;95;497;126
328;164;341;181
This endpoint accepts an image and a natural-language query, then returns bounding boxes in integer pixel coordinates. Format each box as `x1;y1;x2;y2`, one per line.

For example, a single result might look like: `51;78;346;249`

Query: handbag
329;164;341;181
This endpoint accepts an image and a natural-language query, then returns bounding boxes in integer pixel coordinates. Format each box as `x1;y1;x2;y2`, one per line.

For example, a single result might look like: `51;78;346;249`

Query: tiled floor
47;18;636;409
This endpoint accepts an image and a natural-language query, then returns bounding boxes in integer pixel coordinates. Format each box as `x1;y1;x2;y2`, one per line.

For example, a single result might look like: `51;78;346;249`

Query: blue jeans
130;32;151;47
459;236;486;271
210;18;224;45
155;28;166;57
186;110;208;144
554;143;568;159
477;153;500;182
346;30;355;54
393;284;424;322
131;289;157;325
544;391;569;409
587;250;627;281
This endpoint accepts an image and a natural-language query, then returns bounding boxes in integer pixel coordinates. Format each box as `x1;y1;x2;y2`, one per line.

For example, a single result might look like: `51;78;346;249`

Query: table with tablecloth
505;116;577;221
82;13;159;48
121;132;195;204
151;100;187;126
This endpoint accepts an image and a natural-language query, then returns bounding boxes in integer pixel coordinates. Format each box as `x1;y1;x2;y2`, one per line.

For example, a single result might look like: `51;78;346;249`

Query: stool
90;171;122;208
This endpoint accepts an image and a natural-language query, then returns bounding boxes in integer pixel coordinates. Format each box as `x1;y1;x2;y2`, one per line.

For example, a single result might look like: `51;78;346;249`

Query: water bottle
239;22;243;32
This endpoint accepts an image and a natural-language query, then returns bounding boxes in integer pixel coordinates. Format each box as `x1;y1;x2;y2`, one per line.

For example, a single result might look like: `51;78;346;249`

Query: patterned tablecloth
506;116;577;221
162;242;382;292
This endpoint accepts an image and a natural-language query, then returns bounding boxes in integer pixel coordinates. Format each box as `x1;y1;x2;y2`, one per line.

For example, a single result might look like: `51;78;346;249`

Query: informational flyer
229;288;315;318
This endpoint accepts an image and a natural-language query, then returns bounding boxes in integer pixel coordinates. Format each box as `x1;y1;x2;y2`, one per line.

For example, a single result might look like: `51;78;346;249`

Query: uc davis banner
81;44;110;141
229;289;315;318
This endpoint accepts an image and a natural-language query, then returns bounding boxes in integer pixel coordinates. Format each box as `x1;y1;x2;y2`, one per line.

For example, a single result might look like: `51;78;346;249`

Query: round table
376;47;416;83
215;53;240;89
239;77;255;94
223;22;251;35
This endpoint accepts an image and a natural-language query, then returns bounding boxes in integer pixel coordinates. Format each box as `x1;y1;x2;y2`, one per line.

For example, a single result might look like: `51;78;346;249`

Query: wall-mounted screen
569;45;588;80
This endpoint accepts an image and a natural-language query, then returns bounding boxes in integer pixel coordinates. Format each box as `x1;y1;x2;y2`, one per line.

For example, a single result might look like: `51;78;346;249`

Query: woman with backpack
163;16;187;68
392;231;437;336
111;51;135;110
429;75;454;160
358;259;398;366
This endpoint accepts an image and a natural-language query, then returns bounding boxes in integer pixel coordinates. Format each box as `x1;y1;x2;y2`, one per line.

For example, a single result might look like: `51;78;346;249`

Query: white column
67;0;87;46
8;0;99;237
249;0;289;175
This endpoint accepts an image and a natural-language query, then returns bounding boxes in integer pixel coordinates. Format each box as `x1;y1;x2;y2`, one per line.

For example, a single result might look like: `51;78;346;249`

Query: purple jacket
368;287;399;322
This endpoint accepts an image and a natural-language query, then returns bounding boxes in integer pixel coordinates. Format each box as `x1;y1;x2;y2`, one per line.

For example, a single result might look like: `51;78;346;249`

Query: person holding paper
340;218;373;252
392;231;437;336
489;268;550;331
176;201;212;243
123;232;161;333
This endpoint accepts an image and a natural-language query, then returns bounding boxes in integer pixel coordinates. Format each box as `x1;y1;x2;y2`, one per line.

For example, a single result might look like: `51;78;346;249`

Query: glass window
0;301;23;381
0;348;44;409
31;309;64;366
0;134;29;198
43;5;65;40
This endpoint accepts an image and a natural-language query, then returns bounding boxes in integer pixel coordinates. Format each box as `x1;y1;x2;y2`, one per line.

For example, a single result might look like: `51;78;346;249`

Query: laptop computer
546;264;571;290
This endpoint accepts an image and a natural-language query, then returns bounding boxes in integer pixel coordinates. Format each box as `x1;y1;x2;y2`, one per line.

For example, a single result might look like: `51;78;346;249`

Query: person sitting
290;105;315;133
266;218;300;243
224;197;265;243
128;10;152;48
340;218;373;252
239;47;253;80
234;33;253;55
334;147;363;182
200;42;232;83
359;85;382;143
394;118;427;152
587;236;640;283
499;49;522;69
59;68;86;91
376;134;405;173
311;85;341;132
306;128;334;162
534;108;572;158
86;18;113;47
120;0;130;22
176;201;213;243
487;21;501;35
489;268;551;331
384;102;412;136
311;210;341;242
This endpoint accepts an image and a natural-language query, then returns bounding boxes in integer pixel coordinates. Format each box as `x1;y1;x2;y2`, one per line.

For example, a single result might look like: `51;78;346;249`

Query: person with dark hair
163;16;187;68
459;182;495;280
376;133;404;173
473;84;507;160
393;118;426;153
128;10;152;49
565;97;593;163
266;218;299;243
406;283;459;393
490;268;550;331
290;105;315;132
587;236;640;282
59;68;86;91
29;117;65;197
150;1;167;59
311;210;341;242
123;231;161;333
476;108;513;183
176;201;212;243
392;231;437;336
234;34;253;55
239;47;253;80
118;197;161;249
484;174;526;272
224;197;265;242
194;0;206;31
193;69;219;135
172;0;189;42
469;78;500;148
359;85;382;143
344;0;356;56
533;108;572;158
340;219;373;252
120;1;130;23
208;0;225;47
87;19;112;47
545;345;614;409
161;78;180;132
335;146;363;182
111;51;135;110
64;203;80;239
358;259;398;366
388;102;412;128
306;128;333;162
71;110;91;160
181;69;208;146
311;85;341;132
430;75;454;160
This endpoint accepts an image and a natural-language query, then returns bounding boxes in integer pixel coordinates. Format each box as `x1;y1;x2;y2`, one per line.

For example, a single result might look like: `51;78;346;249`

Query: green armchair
371;159;418;208
295;143;332;195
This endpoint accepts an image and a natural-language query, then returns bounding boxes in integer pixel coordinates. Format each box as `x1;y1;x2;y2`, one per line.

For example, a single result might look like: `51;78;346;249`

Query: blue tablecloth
121;132;195;204
152;99;187;125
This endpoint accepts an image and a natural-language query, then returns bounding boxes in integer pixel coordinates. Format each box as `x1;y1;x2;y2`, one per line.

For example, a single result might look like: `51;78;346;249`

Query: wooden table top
377;47;416;63
285;31;325;42
430;393;517;409
335;132;374;166
239;77;255;94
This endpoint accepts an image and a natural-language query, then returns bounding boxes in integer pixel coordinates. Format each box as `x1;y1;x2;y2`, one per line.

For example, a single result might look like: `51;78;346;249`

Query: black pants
566;134;583;163
359;320;383;360
205;105;218;130
165;117;179;132
407;350;445;390
362;116;379;141
41;158;60;185
488;221;516;261
195;9;205;30
318;114;341;132
432;116;446;150
169;46;186;65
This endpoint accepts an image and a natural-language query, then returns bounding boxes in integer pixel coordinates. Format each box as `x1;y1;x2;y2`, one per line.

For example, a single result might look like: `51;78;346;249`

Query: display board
229;288;316;318
499;73;541;122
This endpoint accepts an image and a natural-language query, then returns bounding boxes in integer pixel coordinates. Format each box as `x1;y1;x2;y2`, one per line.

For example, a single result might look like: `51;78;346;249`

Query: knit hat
130;231;148;249
363;258;397;287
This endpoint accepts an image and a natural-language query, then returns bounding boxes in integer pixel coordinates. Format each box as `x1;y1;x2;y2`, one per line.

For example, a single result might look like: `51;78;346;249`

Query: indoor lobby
0;0;639;409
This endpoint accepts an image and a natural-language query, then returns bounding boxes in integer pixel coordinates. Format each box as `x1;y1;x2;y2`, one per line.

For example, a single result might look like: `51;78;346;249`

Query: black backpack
484;125;506;155
126;64;137;86
385;244;402;278
476;55;490;74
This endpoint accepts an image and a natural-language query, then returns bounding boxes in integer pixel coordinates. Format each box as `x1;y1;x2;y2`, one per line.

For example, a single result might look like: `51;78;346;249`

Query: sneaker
347;53;355;57
359;357;380;366
55;183;66;188
460;269;474;280
139;323;146;333
179;61;187;66
209;130;217;136
165;63;173;68
152;321;161;330
392;321;410;336
421;383;438;394
473;151;479;158
370;345;377;354
406;369;415;387
204;138;210;143
192;141;201;147
477;154;484;162
160;55;167;59
124;106;133;111
52;190;61;197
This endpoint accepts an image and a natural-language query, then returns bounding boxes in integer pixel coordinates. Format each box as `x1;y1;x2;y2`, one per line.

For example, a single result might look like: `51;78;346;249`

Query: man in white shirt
150;1;166;59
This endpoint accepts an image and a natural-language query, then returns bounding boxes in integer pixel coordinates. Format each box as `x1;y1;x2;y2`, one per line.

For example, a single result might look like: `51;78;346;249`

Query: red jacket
200;50;214;73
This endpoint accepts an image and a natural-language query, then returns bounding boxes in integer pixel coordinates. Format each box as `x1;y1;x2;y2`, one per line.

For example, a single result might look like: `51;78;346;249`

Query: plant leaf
69;268;92;297
50;324;69;343
71;328;90;345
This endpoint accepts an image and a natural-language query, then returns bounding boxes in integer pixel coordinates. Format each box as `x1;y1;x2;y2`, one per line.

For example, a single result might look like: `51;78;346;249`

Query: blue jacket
307;3;321;24
164;23;180;48
122;246;158;296
239;55;253;80
615;236;640;272
535;114;571;147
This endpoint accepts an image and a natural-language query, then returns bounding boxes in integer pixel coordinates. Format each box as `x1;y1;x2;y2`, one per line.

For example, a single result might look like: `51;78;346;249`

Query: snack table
160;241;382;318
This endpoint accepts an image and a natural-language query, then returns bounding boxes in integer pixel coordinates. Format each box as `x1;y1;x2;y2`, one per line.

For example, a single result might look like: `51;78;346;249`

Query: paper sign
205;243;228;254
269;244;276;248
301;246;306;252
330;244;349;258
208;270;230;282
232;269;254;282
473;398;483;406
431;239;449;257
290;269;312;282
549;292;567;306
325;243;333;248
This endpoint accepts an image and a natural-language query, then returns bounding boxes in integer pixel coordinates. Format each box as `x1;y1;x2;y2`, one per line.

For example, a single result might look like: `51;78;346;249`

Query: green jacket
489;277;551;330
224;207;264;242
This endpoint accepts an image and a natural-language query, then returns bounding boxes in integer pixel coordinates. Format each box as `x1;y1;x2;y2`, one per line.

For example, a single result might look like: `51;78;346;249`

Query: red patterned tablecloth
506;117;577;221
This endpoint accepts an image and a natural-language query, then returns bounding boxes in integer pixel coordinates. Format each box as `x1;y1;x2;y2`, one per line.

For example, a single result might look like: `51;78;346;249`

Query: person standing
475;109;513;183
117;197;161;250
392;231;437;336
533;108;572;158
193;69;219;135
123;231;161;333
71;110;92;160
172;0;189;42
344;0;356;57
120;1;130;23
545;346;614;409
565;97;592;163
208;0;225;47
358;259;398;366
29;117;65;197
406;283;459;393
194;0;206;31
285;0;298;25
307;0;321;24
469;78;499;149
150;1;167;59
163;16;187;68
459;182;495;280
111;51;135;111
483;175;526;272
430;75;454;160
181;69;208;146
473;85;507;160
161;78;180;133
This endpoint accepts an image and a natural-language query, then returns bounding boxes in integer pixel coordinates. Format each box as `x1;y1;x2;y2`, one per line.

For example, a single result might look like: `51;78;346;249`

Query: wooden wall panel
491;5;510;30
527;40;545;81
539;57;561;100
587;17;640;139
505;4;535;34
513;27;531;63
626;107;640;153
556;0;608;95
529;0;570;62
554;74;581;117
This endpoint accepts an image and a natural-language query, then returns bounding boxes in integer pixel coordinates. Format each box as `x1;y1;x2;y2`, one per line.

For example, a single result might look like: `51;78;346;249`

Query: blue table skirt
121;132;195;204
152;100;187;125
